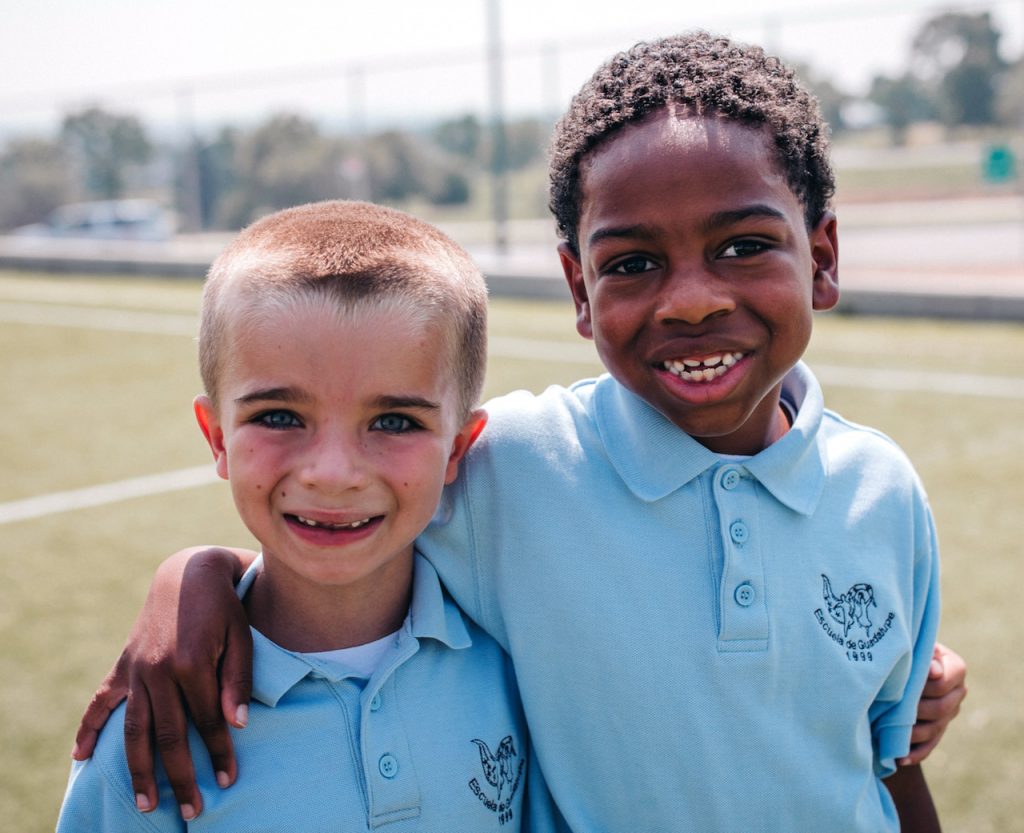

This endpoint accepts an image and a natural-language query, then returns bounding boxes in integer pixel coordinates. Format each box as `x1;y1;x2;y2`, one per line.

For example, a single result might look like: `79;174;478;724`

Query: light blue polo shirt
58;555;554;832
422;362;940;832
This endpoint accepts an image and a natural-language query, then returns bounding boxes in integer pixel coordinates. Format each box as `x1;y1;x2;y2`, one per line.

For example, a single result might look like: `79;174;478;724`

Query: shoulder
821;408;923;487
58;705;182;832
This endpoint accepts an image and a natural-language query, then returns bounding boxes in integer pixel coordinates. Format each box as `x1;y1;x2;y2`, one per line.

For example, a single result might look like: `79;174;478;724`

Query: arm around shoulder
73;545;257;818
59;709;184;832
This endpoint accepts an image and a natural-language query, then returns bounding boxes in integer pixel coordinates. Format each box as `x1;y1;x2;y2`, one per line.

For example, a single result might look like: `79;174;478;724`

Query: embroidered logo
814;574;894;662
468;735;524;825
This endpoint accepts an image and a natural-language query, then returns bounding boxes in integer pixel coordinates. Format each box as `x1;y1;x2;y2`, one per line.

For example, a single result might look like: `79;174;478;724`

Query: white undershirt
301;630;399;678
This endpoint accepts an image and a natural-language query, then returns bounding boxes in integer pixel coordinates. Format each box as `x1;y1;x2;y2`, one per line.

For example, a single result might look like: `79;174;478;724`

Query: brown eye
720;240;769;258
611;256;656;274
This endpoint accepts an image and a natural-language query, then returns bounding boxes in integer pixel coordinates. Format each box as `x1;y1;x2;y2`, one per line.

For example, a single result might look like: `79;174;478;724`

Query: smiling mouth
289;514;376;530
663;352;745;382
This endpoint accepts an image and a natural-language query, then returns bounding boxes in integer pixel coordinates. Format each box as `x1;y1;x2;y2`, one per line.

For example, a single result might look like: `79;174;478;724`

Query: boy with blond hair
74;33;966;832
58;201;557;831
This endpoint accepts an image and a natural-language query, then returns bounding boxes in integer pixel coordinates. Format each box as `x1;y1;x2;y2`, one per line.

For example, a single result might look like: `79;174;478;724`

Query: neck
245;553;413;653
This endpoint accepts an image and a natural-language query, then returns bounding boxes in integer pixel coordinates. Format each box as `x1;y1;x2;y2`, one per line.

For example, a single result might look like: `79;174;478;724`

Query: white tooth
680;370;693;381
701;368;716;382
683;359;701;368
733;352;743;362
715;365;728;376
703;355;722;367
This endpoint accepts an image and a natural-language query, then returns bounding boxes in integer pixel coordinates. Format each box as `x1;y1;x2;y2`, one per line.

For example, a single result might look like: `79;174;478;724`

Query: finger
915;686;964;725
220;615;254;731
922;643;968;696
123;679;158;814
180;665;238;790
899;732;941;766
143;674;204;820
72;663;130;760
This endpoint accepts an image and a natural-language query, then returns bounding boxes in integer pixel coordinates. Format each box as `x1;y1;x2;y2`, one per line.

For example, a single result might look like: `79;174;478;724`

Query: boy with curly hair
75;33;958;831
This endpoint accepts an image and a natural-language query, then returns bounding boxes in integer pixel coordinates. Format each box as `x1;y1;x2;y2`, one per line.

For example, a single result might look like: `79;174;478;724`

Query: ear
558;242;593;339
444;409;488;485
809;211;840;312
194;395;229;480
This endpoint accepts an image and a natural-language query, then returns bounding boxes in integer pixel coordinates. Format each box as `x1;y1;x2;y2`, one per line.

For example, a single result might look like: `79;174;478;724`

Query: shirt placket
713;464;770;652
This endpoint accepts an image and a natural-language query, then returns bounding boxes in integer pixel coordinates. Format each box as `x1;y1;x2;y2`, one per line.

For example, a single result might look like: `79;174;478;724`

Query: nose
654;262;735;326
297;426;370;494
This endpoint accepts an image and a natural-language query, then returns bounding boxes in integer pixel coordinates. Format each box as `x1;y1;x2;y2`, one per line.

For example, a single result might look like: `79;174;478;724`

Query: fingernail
930;658;942;676
70;742;82;760
180;803;196;821
216;770;231;788
235;704;248;727
135;793;151;812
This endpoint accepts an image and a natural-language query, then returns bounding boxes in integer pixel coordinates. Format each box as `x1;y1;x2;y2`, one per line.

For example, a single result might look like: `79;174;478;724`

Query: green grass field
2;271;1021;831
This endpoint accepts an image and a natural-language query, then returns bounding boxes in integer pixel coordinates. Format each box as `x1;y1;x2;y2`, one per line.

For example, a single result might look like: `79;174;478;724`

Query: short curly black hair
548;31;835;252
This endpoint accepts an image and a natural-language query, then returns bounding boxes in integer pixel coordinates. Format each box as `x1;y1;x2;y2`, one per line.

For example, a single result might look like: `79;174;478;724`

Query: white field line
0;465;219;525
0;301;197;335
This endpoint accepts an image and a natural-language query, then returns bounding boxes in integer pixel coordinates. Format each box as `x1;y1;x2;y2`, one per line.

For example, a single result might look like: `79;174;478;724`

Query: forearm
884;764;940;833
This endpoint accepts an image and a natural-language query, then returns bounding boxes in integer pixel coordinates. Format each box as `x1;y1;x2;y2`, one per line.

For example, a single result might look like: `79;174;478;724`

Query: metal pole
486;0;509;254
176;86;203;232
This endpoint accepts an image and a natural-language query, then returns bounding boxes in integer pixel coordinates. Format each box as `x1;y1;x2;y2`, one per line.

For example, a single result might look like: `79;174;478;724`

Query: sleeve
56;708;184;833
869;488;941;777
419;413;511;649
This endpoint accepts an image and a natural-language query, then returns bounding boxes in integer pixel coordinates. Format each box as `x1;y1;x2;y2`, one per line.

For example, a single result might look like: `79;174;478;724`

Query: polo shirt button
370;694;382;712
378;754;399;779
734;583;755;607
729;521;749;544
721;468;741;490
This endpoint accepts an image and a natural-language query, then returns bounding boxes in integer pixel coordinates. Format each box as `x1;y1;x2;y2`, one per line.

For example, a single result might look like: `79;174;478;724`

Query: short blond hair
199;200;487;416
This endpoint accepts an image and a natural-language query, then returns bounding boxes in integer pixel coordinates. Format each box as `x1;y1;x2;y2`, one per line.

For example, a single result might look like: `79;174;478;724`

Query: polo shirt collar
242;552;473;707
591;363;827;515
744;362;828;516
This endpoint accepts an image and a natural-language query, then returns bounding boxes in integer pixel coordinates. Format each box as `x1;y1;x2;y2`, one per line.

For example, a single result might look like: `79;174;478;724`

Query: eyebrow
700;204;788;232
585;204;789;248
372;395;441;412
235;389;441;412
234;386;311;405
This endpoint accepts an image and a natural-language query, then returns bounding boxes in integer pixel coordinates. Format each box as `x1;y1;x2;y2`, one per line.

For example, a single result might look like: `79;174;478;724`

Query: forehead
578;112;801;236
219;294;457;395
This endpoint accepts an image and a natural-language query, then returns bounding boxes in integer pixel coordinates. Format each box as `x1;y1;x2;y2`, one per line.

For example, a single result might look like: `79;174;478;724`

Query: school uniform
422;362;940;832
58;555;544;832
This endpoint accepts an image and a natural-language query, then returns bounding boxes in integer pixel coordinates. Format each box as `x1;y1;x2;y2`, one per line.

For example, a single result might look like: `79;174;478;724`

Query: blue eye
255;410;301;429
720;240;769;258
372;414;418;433
610;256;657;275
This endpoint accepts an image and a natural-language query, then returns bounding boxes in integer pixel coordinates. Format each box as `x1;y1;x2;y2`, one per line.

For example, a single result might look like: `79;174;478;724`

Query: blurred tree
996;58;1024;127
911;11;1006;126
215;114;349;228
792;63;850;132
0;138;70;229
868;73;936;145
60;107;151;199
194;128;240;229
364;129;472;207
502;118;547;170
433;114;483;162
